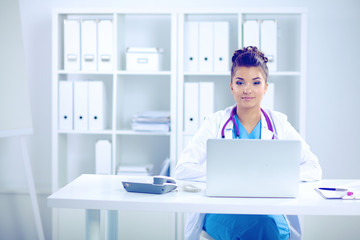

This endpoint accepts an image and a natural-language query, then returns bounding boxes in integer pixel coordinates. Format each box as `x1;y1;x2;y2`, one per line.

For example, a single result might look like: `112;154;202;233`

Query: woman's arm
283;120;322;182
175;113;221;182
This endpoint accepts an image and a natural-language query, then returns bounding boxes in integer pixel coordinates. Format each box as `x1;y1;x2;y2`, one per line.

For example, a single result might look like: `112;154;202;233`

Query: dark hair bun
230;46;269;81
232;46;268;64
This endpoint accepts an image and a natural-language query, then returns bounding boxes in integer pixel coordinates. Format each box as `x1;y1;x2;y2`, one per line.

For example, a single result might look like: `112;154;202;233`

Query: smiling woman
175;46;322;240
230;47;269;133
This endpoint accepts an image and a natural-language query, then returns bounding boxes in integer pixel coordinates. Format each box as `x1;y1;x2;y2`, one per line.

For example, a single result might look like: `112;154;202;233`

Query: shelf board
184;71;301;76
116;130;171;136
117;70;171;76
58;70;114;75
58;130;113;135
184;71;230;76
269;71;301;76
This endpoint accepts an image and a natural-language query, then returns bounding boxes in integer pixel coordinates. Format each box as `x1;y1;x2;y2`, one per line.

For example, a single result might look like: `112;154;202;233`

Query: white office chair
200;230;215;240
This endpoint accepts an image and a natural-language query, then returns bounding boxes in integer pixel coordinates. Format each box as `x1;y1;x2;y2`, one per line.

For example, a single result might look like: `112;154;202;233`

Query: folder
261;82;275;110
184;82;199;133
184;22;199;72
213;22;229;72
97;19;113;71
81;20;97;71
64;19;81;71
199;82;214;127
88;81;106;130
95;140;112;175
73;81;88;130
243;20;260;48
199;22;213;72
58;81;73;130
261;20;277;71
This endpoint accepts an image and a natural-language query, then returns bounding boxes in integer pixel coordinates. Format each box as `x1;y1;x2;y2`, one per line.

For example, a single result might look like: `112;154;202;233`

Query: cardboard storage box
126;47;163;71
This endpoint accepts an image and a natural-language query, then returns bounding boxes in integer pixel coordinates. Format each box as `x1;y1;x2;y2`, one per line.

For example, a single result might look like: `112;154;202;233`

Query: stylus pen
319;187;348;191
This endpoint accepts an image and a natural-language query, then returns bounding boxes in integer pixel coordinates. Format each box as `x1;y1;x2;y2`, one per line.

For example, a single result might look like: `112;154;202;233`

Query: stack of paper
131;111;170;132
117;164;154;176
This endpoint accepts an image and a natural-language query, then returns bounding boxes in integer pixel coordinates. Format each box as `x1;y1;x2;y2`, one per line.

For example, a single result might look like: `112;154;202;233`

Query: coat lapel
261;111;274;140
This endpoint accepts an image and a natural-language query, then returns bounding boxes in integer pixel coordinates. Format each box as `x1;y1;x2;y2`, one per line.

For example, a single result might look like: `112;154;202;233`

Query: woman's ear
264;82;268;94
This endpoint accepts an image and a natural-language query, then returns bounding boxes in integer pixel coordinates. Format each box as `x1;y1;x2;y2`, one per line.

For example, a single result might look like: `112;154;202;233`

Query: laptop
206;139;301;198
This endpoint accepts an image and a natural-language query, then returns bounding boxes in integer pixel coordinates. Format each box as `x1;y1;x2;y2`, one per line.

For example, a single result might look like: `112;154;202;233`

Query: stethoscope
221;106;277;139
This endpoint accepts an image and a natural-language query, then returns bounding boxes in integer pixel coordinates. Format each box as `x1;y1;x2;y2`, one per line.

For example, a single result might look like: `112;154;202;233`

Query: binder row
243;19;277;71
184;21;229;72
64;18;113;71
58;81;106;130
184;82;214;133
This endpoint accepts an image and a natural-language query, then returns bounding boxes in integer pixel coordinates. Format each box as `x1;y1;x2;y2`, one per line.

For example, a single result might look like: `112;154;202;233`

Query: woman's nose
243;83;252;92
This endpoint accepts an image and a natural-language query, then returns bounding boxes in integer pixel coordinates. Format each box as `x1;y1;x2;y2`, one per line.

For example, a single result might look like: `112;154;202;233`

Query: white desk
48;174;360;240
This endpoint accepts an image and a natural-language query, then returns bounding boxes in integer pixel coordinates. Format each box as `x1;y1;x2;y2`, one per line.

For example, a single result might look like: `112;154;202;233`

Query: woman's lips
241;97;254;100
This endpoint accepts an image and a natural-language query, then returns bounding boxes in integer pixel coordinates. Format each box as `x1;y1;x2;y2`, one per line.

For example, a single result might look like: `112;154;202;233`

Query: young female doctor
175;46;322;240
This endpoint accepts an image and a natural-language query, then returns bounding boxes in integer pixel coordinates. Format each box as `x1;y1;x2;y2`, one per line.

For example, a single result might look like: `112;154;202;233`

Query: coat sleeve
174;113;220;182
277;114;322;182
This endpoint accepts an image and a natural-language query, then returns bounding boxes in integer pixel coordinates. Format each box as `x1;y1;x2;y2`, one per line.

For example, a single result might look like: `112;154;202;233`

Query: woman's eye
254;81;261;85
236;81;244;85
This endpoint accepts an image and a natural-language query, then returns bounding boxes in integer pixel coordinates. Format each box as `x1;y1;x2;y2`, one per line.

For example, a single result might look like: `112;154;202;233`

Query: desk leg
106;210;118;240
86;209;100;240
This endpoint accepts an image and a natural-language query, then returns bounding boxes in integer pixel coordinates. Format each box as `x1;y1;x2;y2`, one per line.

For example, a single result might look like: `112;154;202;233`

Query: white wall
0;0;359;239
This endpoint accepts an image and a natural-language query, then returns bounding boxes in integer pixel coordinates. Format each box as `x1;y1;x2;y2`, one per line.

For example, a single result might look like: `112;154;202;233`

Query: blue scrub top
232;114;261;139
204;114;290;240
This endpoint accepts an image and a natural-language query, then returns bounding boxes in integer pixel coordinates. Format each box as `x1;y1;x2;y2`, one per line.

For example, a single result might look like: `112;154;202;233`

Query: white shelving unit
52;8;307;240
52;9;177;240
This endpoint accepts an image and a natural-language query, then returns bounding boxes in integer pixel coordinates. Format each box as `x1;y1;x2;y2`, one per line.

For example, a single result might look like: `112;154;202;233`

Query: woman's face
230;66;268;111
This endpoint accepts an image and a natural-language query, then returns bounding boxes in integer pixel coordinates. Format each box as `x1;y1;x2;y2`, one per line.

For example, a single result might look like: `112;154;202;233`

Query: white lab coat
175;105;322;240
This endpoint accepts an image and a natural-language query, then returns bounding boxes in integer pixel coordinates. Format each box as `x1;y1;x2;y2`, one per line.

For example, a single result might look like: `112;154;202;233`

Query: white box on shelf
88;81;106;130
243;20;260;48
73;81;89;130
198;22;214;72
213;22;229;72
81;20;97;71
97;19;113;71
184;21;199;72
261;20;277;71
58;81;73;130
95;140;112;175
64;19;81;71
126;47;163;71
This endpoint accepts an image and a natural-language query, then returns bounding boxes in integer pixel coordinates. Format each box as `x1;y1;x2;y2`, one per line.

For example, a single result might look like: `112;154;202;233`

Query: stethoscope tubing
221;106;276;139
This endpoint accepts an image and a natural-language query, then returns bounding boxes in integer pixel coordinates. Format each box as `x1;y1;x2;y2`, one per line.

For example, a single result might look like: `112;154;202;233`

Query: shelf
116;130;171;136
184;71;230;76
269;71;300;76
58;130;113;135
117;70;171;76
58;70;114;75
184;71;300;76
57;129;171;136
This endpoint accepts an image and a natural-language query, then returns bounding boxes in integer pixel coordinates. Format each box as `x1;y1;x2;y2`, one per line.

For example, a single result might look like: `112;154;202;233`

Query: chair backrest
200;230;215;240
